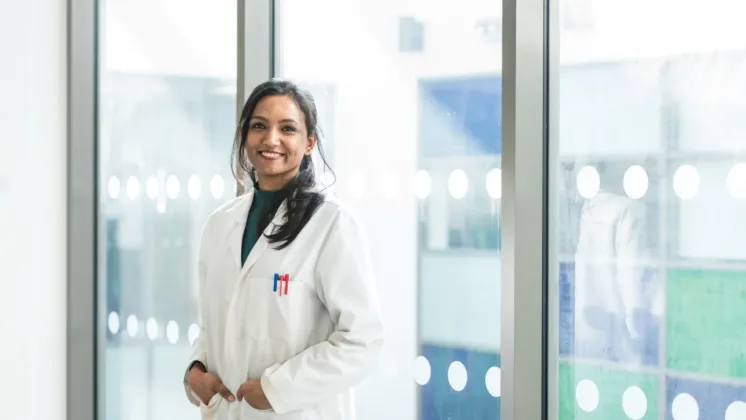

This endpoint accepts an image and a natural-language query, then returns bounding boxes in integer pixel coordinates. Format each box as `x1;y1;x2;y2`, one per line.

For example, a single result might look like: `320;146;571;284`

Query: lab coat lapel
239;200;288;277
227;192;254;270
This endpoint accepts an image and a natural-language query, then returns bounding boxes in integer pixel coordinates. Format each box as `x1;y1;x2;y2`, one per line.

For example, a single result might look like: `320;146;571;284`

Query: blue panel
666;376;746;420
558;262;660;366
419;77;502;157
420;344;500;420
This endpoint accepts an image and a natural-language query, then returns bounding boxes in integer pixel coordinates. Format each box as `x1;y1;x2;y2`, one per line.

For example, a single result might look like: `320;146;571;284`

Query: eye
250;122;265;129
281;126;297;132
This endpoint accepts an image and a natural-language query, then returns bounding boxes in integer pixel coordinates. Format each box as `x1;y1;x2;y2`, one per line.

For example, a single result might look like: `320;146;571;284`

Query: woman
183;79;385;420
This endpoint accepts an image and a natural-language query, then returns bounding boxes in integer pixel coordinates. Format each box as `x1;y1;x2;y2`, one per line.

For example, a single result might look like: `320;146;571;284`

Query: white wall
0;2;67;419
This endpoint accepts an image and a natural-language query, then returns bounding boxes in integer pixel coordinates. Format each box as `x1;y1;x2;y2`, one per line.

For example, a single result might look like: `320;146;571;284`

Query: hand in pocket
188;369;235;405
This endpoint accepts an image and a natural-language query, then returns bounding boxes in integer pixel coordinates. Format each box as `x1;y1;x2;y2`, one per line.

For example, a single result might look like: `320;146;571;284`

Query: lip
258;151;284;160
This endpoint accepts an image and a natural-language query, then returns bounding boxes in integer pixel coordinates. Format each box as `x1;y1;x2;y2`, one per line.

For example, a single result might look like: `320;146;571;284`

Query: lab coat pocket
245;275;318;343
200;394;222;420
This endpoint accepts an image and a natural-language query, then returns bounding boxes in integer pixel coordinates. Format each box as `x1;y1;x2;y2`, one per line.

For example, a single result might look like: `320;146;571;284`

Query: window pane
552;1;746;419
98;1;237;419
276;0;503;418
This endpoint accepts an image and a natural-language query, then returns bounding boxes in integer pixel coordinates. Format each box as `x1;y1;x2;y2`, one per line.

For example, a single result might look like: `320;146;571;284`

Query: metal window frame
236;0;274;196
67;0;98;419
501;0;550;419
68;0;554;418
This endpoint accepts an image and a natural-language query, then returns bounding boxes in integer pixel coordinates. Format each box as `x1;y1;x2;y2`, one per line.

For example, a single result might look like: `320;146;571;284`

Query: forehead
252;95;303;121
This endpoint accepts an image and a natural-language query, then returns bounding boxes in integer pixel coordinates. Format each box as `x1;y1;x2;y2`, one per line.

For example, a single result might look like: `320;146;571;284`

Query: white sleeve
183;221;212;406
259;209;385;414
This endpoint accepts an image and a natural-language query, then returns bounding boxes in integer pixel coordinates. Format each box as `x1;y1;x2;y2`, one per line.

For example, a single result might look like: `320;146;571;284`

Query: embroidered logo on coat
273;273;290;296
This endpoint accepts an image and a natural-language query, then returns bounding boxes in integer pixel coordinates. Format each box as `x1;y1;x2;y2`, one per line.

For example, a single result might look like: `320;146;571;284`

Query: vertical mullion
236;0;273;196
501;0;549;418
546;0;560;417
67;0;98;419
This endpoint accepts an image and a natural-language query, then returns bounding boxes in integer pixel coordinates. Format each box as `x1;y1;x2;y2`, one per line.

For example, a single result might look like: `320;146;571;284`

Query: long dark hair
231;79;333;249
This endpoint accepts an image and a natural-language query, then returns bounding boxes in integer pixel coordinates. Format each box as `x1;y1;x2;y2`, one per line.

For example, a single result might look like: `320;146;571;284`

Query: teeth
261;152;281;157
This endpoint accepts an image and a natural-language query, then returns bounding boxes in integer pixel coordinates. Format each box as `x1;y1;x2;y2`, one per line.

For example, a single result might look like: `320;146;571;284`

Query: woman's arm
259;208;385;414
183;220;213;406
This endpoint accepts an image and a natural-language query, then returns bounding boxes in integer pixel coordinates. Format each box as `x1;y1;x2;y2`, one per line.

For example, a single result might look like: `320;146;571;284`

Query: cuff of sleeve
184;359;206;407
260;365;286;414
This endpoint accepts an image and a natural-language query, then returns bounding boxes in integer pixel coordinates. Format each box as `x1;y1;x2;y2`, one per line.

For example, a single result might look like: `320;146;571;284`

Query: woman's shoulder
310;191;363;230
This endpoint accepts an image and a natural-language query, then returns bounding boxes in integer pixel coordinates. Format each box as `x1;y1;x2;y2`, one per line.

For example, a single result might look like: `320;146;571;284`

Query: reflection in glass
552;1;746;419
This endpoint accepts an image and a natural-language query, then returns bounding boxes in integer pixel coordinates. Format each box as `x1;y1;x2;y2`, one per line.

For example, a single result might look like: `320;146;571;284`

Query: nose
264;127;281;146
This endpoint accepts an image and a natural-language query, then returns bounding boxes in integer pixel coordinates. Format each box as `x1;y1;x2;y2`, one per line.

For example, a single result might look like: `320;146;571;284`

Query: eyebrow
251;115;299;125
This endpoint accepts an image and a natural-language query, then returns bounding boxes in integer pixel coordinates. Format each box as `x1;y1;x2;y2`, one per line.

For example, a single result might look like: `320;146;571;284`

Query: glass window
276;0;503;418
551;1;746;419
98;1;237;419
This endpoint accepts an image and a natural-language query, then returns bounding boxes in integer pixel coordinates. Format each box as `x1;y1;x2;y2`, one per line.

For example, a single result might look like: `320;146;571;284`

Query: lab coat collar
226;189;288;272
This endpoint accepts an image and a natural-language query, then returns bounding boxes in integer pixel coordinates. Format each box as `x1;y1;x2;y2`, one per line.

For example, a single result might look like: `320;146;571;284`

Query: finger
216;383;235;402
236;385;244;402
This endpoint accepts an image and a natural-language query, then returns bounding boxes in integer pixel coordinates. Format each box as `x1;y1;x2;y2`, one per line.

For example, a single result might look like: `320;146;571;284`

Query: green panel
667;268;746;377
558;361;658;420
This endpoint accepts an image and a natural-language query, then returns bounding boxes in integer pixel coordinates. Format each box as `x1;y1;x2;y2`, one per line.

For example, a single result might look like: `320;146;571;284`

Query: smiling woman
184;79;384;420
243;95;316;190
228;80;332;249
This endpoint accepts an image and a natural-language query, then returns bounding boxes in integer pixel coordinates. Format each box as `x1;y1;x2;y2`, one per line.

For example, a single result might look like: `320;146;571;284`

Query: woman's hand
187;368;236;405
237;380;272;410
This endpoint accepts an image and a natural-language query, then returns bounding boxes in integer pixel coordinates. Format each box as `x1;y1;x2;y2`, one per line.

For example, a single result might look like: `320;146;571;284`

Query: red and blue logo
274;273;290;296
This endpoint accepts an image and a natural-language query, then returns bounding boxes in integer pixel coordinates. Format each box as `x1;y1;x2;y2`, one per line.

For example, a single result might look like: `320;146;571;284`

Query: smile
259;151;284;160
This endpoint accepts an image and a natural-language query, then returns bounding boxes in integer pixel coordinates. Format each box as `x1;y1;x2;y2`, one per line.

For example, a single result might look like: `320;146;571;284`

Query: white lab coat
184;190;385;420
573;191;662;363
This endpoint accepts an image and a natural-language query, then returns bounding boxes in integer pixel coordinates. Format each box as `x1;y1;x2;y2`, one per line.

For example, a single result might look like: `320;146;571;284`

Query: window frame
67;0;552;418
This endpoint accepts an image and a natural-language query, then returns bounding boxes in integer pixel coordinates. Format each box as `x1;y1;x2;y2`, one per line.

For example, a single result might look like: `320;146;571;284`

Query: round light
671;393;699;420
623;165;648;199
673;165;700;200
485;366;501;397
726;401;746;420
575;379;599;412
126;314;139;337
126;176;140;199
146;317;159;341
485;168;502;199
448;170;469;200
413;356;431;386
412;170;431;199
726;163;746;199
166;175;180;199
622;386;647;420
447;361;468;392
188;323;200;346
146;176;159;199
188;175;201;200
108;176;121;199
210;175;225;199
166;320;179;344
576;166;600;199
107;312;120;335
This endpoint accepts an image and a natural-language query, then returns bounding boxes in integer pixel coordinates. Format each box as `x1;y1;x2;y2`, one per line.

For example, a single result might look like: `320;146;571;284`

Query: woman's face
245;95;316;191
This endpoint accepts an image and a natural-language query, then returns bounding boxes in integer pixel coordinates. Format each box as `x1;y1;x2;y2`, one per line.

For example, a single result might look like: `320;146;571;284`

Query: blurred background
3;0;746;419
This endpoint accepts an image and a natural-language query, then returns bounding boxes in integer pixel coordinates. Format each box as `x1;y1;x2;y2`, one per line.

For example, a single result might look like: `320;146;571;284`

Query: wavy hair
231;79;334;249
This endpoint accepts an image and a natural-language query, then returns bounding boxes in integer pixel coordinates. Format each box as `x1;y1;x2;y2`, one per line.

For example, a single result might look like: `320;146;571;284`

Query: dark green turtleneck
241;188;280;265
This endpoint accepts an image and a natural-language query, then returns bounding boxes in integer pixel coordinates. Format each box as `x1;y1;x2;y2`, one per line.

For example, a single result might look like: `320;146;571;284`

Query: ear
305;136;317;156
